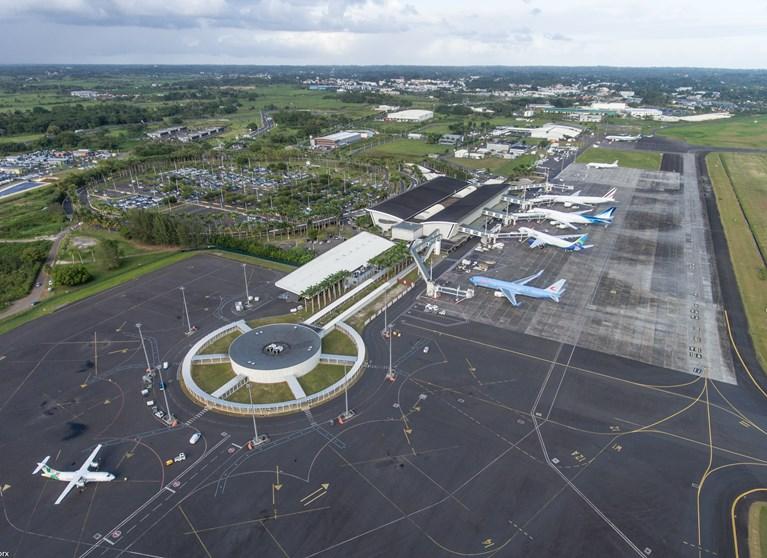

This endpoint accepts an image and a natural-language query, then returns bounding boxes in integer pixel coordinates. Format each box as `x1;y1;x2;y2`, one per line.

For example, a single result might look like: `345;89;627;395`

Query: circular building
228;323;321;383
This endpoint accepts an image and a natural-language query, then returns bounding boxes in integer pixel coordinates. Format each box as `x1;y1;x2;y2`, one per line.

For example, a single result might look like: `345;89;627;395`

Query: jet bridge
409;230;474;300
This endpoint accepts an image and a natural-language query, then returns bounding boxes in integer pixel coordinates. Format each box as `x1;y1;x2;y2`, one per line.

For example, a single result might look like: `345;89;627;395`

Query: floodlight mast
180;286;193;335
136;323;152;373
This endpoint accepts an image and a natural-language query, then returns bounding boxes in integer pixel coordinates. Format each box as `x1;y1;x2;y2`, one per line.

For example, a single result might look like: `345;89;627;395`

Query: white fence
181;321;365;416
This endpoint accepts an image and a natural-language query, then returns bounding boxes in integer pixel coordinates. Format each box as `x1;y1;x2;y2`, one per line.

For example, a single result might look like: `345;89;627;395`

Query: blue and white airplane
524;206;617;230
469;271;566;306
518;227;594;251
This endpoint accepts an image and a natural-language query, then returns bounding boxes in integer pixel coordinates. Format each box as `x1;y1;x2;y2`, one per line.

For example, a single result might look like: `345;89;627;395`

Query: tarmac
1;143;767;556
435;160;735;384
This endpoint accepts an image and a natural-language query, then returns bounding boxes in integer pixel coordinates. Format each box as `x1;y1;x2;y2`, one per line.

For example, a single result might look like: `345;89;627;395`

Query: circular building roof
229;324;321;372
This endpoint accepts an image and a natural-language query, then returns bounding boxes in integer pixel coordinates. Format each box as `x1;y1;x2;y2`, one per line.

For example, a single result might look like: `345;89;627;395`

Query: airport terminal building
367;176;509;240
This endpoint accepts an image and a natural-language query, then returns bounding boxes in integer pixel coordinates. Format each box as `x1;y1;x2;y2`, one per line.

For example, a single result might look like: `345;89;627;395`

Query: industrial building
385;109;434;122
368;176;509;240
310;129;376;150
147;126;188;140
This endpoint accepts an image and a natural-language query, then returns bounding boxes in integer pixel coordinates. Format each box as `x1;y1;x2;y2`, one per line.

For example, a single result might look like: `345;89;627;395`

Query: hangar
367;176;509;239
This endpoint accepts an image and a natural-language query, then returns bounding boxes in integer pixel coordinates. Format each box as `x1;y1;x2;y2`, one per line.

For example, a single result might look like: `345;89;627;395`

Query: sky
0;0;765;68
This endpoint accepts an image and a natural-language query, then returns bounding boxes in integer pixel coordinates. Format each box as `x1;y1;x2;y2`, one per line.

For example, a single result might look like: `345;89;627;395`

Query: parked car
189;432;201;445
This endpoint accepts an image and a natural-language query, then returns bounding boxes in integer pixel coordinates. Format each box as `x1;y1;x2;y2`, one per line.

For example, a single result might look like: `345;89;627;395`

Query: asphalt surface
2;155;767;557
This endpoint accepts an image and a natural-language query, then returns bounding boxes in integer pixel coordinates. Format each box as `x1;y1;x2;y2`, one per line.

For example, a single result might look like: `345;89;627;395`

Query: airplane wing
54;479;79;505
78;445;102;475
513;270;544;285
527;237;545;249
500;288;519;306
558;234;584;240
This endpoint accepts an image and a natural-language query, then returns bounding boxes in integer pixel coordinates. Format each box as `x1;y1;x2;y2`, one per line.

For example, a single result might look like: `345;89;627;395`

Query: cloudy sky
0;0;764;67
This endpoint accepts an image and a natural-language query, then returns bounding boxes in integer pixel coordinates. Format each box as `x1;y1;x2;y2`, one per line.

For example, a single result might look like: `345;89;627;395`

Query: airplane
535;187;617;208
469;270;566;306
586;160;619;169
33;444;115;505
605;134;641;142
518;227;594;251
524;206;617;230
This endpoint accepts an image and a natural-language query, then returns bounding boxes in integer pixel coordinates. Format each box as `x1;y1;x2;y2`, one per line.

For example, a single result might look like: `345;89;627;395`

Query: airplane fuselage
469;276;559;303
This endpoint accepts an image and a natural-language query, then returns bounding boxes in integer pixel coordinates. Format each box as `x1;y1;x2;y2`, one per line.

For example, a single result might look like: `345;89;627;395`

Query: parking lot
434;159;735;383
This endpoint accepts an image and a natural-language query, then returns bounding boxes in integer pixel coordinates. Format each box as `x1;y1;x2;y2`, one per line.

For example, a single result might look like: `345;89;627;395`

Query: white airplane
469;270;566;306
33;444;115;505
524;207;617;230
586;160;619;169
536;187;617;208
605;134;641;142
518;227;593;251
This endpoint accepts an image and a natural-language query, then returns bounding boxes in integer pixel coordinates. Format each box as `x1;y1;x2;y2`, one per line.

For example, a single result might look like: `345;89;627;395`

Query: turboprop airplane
524;206;617;230
586;160;619;169
605;134;641;142
518;227;594;251
469;270;566;306
535;187;617;208
33;444;115;505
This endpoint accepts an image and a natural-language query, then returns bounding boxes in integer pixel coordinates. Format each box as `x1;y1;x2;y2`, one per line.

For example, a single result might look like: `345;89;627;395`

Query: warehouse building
385;109;434;122
368;176;509;240
311;131;362;150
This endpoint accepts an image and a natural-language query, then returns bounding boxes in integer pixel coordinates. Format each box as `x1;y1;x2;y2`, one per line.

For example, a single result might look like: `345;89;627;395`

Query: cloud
0;0;765;66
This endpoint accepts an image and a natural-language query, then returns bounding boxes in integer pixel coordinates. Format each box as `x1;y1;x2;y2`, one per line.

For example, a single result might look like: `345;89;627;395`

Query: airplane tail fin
612;160;619;166
545;279;567;302
568;234;592;251
603;188;617;199
593;207;617;221
33;456;51;475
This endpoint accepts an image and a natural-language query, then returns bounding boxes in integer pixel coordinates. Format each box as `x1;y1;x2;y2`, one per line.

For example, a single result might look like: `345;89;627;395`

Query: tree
52;264;92;286
95;239;120;270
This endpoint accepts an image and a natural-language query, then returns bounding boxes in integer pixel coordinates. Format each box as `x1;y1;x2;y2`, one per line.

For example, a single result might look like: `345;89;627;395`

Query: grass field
321;329;356;356
707;153;767;370
577;147;661;170
658;114;767;148
191;363;235;394
0;132;44;145
362;139;450;161
298;363;346;395
0;186;68;239
200;331;241;355
448;154;537;177
227;381;294;404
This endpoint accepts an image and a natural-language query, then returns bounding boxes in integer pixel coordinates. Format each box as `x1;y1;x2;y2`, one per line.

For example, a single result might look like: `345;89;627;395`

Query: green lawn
200;331;240;355
448;154;537;177
0;186;68;239
227;381;294;403
298;363;346;395
321;329;356;356
577;147;660;171
191;363;235;394
362;139;451;161
657;114;767;149
707;153;767;370
0;132;44;145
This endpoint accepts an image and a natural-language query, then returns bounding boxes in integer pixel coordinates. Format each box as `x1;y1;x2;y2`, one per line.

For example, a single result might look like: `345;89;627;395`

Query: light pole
180;286;193;335
158;363;173;425
136;323;151;373
242;263;250;305
248;382;268;445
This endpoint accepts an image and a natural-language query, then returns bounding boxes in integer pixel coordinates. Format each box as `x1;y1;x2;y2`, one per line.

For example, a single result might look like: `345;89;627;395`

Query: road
0;225;72;320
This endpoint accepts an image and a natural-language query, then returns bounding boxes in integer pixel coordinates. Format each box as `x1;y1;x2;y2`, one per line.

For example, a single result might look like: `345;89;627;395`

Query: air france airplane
535;187;617;208
524;207;617;230
518;227;594;251
33;444;115;505
469;270;566;306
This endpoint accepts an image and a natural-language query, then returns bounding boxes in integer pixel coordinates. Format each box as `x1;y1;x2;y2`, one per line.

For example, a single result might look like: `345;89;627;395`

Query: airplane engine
564;202;572;208
89;461;99;470
76;480;86;488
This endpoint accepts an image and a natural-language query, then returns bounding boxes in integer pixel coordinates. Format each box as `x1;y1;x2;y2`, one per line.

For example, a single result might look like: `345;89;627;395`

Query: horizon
1;0;765;68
